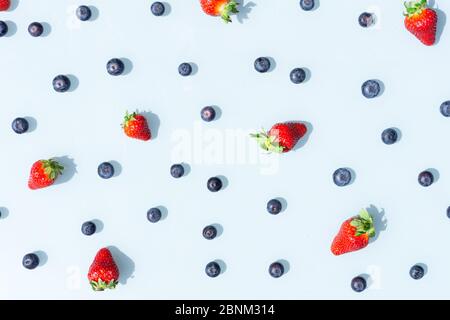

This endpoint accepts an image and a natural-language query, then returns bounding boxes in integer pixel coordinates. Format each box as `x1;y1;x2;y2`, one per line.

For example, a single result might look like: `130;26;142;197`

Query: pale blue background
0;0;449;299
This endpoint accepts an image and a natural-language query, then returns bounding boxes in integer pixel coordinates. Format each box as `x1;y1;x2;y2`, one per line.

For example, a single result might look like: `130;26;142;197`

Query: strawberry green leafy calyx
41;159;64;180
250;130;284;153
90;279;118;291
404;0;427;17
350;209;375;237
220;0;239;23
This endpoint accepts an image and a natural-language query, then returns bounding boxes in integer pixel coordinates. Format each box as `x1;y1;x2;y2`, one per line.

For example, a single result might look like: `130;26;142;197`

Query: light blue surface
0;0;450;299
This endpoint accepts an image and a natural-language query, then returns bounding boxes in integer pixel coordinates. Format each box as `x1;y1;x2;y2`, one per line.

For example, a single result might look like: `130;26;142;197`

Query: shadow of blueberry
34;250;48;267
0;207;9;219
4;21;17;37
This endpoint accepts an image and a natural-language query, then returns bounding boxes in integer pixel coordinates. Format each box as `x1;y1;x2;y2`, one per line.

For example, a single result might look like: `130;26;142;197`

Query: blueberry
76;5;92;21
178;63;192;76
107;58;125;76
299;0;315;11
358;12;374;27
22;253;40;270
409;265;425;280
268;262;284;278
418;171;434;187
0;21;8;37
147;207;162;223
202;225;217;240
98;162;115;179
447;206;450;219
254;57;271;73
333;168;352;187
11;117;29;134
290;68;306;84
81;221;96;236
381;128;398;145
361;80;381;99
440;101;450;117
170;164;185;178
205;261;221;277
28;22;44;37
207;177;223;192
267;199;282;215
201;106;216;122
52;75;71;93
351;276;367;292
151;2;165;16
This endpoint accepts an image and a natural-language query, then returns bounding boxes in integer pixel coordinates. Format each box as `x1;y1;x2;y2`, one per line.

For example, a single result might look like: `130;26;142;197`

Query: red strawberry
404;0;437;46
88;248;120;291
28;159;64;190
122;111;151;141
250;122;307;153
0;0;10;11
331;209;376;256
200;0;239;23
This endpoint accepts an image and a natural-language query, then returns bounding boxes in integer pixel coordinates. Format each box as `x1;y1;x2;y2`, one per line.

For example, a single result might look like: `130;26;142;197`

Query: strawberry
404;0;437;46
331;209;376;256
200;0;239;23
0;0;10;11
122;111;151;141
88;248;120;291
28;159;64;190
250;122;307;153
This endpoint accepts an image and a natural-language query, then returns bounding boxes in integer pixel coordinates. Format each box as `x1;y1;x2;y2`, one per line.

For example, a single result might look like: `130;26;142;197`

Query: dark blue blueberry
299;0;315;11
205;261;221;277
178;63;192;76
361;80;381;99
290;68;306;84
0;21;8;37
409;265;425;280
418;171;434;187
147;207;162;223
267;199;282;215
358;12;374;27
381;128;398;145
28;22;44;37
76;6;92;21
440;101;450;117
269;262;284;278
333;168;352;187
447;206;450;219
22;253;39;270
107;58;125;76
351;276;367;292
151;2;165;16
201;106;216;122
203;225;217;240
81;221;96;236
207;177;223;192
98;162;114;179
52;75;71;92
11;117;29;134
170;164;185;178
254;57;271;73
